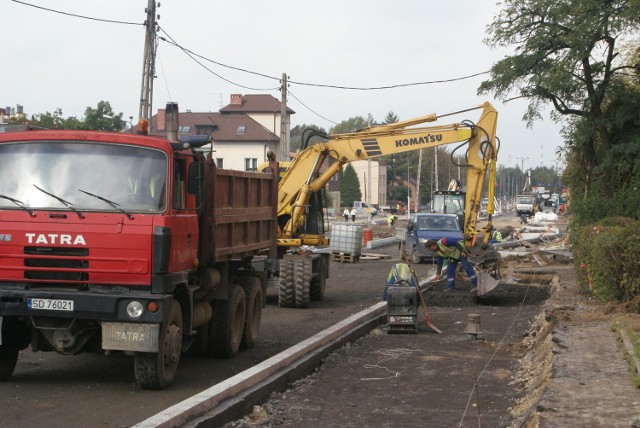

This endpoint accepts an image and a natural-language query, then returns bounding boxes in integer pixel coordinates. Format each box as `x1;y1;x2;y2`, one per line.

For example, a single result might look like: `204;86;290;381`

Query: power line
288;90;338;125
9;0;491;124
9;0;142;26
158;26;280;92
10;0;488;92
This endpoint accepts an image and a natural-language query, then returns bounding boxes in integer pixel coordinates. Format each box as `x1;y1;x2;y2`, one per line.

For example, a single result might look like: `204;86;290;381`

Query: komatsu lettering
25;233;86;245
395;134;443;147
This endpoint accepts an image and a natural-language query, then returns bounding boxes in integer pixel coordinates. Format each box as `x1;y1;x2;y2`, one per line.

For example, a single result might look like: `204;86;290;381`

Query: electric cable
9;0;142;26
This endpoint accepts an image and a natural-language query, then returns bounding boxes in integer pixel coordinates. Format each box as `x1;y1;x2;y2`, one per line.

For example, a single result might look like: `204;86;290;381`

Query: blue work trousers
446;256;478;290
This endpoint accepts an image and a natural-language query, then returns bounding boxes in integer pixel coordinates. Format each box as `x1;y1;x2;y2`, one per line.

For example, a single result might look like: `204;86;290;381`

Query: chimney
165;103;179;143
230;94;242;106
157;108;166;131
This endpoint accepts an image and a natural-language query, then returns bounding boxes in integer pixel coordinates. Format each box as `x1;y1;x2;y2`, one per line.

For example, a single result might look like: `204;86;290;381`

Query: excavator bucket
476;270;499;295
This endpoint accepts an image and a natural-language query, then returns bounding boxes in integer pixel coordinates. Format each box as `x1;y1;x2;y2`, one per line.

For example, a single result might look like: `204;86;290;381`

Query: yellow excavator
266;102;500;307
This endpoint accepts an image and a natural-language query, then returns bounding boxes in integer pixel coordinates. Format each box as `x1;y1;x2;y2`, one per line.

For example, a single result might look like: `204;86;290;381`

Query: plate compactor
383;263;441;334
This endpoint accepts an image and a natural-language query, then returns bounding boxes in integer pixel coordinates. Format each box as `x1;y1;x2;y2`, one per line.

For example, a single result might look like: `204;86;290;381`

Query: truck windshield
0;141;167;213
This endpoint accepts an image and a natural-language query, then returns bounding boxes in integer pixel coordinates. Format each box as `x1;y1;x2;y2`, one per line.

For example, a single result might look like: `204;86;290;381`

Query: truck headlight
126;301;144;319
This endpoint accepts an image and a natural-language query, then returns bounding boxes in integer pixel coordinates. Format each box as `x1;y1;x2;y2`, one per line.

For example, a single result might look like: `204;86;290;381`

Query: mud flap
476;270;499;295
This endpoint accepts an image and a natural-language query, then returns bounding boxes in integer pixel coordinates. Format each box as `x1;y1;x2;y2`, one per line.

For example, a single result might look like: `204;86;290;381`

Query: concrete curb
133;301;387;428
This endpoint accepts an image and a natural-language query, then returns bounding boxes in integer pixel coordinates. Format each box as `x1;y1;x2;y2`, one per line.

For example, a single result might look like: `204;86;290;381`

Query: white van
353;201;378;217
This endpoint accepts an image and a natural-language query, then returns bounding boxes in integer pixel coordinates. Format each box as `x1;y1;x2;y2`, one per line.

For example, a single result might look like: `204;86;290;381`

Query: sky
2;0;565;170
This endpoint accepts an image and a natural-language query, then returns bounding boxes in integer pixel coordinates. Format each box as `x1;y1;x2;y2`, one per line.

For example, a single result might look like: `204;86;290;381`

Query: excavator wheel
310;255;328;301
294;258;312;308
278;259;295;307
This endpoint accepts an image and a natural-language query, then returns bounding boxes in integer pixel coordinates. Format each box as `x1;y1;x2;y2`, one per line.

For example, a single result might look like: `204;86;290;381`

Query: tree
383;111;399;125
480;0;640;191
340;164;362;208
22;101;125;131
290;124;327;152
329;114;375;134
83;101;125;132
29;108;82;129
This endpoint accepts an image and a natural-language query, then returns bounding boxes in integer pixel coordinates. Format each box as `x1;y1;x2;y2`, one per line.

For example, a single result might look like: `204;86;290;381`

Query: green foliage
26;101;125;131
571;218;640;302
340;164;361;207
83;101;125;131
382;111;399;125
290;124;327;152
329;114;375;134
29;108;82;129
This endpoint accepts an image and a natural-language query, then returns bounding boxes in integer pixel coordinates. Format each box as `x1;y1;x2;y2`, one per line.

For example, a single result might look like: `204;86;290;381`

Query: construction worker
425;238;477;293
488;227;503;243
387;214;398;226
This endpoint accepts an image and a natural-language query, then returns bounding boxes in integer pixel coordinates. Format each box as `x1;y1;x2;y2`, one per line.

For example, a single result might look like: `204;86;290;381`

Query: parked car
400;213;463;263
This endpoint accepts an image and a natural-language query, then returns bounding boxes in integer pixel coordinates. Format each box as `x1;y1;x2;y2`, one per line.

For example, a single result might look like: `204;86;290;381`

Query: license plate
101;322;159;352
27;298;74;311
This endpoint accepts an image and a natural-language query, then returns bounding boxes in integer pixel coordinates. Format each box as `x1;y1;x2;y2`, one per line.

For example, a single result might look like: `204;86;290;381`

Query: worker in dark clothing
425;238;477;293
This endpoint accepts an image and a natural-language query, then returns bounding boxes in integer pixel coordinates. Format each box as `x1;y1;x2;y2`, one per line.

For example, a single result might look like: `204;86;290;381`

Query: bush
571;217;640;302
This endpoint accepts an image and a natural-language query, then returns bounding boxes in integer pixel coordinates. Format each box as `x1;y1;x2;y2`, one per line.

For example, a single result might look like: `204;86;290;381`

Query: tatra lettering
24;233;86;245
116;331;146;342
395;133;443;147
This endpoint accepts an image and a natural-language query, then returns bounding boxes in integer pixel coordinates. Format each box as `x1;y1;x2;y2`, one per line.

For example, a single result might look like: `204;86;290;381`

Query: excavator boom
277;102;498;248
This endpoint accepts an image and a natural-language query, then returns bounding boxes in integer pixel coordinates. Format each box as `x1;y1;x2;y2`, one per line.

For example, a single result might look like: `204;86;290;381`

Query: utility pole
139;0;158;130
279;73;289;161
434;147;439;191
416;149;423;212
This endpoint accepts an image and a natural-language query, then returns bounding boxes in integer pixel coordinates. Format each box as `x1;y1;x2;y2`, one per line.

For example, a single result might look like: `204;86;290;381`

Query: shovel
402;255;442;334
415;278;442;334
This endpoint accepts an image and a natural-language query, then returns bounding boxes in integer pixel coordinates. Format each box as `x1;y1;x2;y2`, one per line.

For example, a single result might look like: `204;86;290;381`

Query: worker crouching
425;238;477;293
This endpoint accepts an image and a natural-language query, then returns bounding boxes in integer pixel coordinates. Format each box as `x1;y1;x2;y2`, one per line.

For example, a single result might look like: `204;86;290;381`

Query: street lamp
516;156;530;172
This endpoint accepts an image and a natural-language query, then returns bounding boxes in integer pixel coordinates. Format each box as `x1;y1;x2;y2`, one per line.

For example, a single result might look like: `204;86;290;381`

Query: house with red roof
149;94;294;171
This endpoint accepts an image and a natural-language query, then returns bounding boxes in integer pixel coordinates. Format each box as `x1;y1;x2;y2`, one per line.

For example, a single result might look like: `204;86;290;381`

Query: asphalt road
0;240;399;427
0;212;529;427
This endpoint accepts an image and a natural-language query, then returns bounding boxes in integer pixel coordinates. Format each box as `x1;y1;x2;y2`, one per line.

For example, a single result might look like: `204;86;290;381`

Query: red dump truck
0;106;278;389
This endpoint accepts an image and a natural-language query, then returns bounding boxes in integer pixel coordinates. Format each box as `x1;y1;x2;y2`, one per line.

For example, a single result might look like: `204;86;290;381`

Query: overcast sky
3;0;564;170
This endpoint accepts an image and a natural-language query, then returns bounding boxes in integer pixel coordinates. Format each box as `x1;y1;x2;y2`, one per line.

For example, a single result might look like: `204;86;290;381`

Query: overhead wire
9;0;142;26
157;26;279;92
10;0;491;123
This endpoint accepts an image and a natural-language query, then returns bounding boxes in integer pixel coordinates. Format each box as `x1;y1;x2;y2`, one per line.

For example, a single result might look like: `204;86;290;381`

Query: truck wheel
134;300;183;390
310;255;327;301
0;342;19;381
278;259;295;307
411;248;422;264
294;258;311;308
240;277;263;349
209;285;246;358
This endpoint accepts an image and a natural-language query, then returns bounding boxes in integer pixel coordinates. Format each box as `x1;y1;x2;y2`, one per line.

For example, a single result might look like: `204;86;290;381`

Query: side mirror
187;160;203;195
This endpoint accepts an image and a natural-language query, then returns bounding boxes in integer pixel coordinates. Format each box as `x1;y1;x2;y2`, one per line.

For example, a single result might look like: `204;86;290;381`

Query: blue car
402;213;463;263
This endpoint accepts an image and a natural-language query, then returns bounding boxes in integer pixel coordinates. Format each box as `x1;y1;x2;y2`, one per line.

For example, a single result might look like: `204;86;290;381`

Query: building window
178;126;191;134
245;158;257;172
215;158;224;168
237;125;246;134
